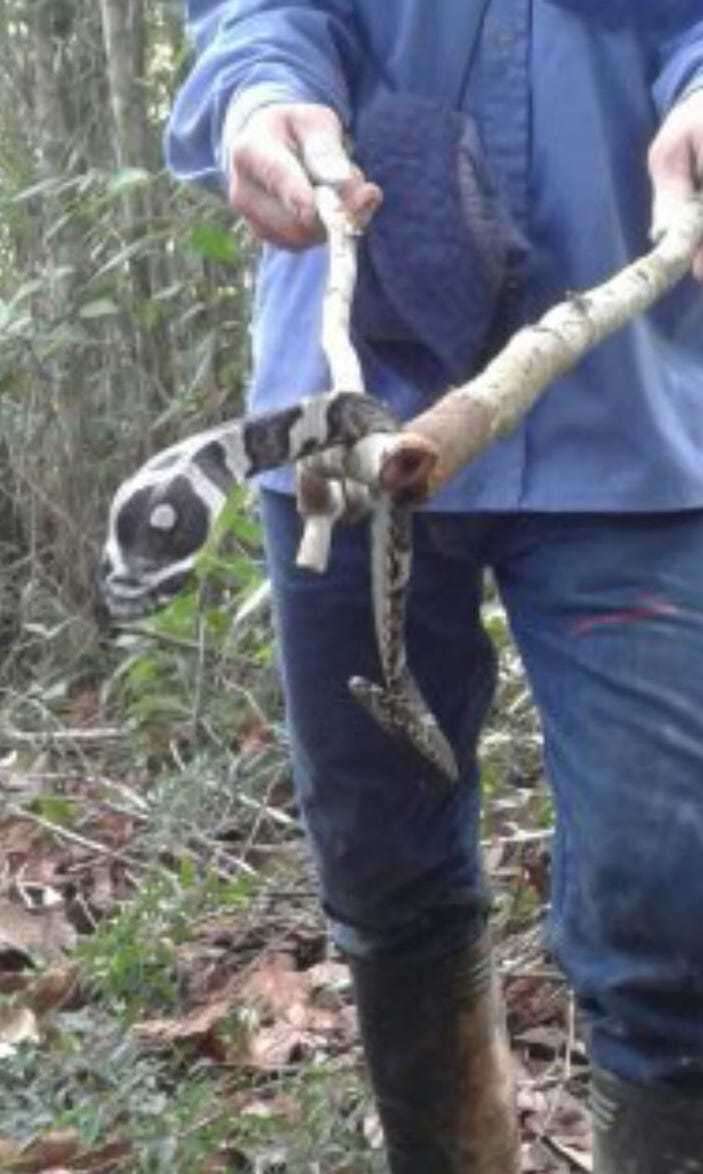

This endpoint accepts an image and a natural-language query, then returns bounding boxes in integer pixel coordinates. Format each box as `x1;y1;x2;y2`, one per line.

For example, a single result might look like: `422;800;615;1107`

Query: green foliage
30;793;77;827
79;867;257;1019
112;484;270;747
188;221;241;265
1;1008;240;1170
0;1;256;630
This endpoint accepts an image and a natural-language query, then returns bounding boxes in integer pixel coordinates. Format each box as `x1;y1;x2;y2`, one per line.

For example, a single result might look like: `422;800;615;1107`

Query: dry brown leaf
86;865;116;917
26;964;81;1015
87;811;134;851
134;951;355;1072
71;1138;132;1171
0;973;29;996
133;995;235;1044
306;960;350;992
240;952;302;1017
235;952;355;1070
5;1129;81;1172
0;816;47;860
246;1020;320;1071
0;1004;40;1057
0;1137;21;1165
0;899;76;966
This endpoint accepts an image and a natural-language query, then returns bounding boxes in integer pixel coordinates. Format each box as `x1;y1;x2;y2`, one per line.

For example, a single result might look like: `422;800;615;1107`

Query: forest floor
0;583;593;1173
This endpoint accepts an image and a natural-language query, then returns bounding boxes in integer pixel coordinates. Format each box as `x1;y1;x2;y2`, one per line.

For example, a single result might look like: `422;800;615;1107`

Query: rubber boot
591;1065;703;1173
349;930;521;1173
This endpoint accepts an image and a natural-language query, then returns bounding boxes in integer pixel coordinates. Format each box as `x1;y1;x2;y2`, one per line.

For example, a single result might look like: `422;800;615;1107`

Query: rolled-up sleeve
165;0;361;191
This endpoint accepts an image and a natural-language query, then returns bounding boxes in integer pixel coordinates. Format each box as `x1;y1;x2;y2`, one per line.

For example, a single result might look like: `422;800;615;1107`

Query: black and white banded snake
100;186;459;782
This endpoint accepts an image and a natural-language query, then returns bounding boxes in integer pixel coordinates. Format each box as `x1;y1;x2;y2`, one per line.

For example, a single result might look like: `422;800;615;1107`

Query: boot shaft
349;932;521;1174
591;1066;703;1174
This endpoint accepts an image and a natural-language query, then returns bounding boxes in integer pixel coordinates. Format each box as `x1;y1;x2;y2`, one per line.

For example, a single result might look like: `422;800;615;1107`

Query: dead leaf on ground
522;1084;592;1171
0;964;80;1014
0;973;29;996
246;1019;321;1070
0;1004;40;1057
0;899;76;967
0;816;51;871
71;1138;133;1171
133;995;235;1046
238;952;354;1071
133;951;355;1073
85;810;134;851
0;1132;131;1174
28;963;81;1015
0;1137;21;1165
1;1129;81;1172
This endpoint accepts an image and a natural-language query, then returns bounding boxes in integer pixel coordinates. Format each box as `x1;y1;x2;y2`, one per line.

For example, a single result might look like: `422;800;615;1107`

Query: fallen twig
5;802;141;866
542;1134;593;1172
0;725;126;747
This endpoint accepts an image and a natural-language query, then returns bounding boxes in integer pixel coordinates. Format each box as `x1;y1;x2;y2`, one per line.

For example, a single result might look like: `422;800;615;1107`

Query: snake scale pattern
100;189;459;784
99;394;458;782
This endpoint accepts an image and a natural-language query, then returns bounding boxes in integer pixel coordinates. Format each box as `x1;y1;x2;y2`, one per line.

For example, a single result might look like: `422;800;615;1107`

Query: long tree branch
376;197;703;501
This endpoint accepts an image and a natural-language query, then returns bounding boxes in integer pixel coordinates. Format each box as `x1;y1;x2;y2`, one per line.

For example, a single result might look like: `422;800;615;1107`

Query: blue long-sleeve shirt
166;1;703;511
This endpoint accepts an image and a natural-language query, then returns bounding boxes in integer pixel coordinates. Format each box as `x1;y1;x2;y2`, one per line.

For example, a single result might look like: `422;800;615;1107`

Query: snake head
99;446;228;621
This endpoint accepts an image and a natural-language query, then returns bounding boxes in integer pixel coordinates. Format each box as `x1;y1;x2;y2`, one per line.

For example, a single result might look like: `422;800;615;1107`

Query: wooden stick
295;186;368;572
315;185;365;395
378;197;703;501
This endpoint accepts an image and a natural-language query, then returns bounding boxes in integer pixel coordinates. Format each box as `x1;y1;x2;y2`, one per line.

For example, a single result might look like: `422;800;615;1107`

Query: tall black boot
349;931;521;1173
591;1065;703;1173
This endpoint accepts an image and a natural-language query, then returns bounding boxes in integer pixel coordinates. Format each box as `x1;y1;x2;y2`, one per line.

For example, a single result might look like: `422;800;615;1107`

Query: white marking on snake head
149;503;178;532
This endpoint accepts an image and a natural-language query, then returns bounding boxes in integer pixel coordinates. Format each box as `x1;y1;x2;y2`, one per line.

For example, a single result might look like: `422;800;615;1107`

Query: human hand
649;88;703;281
227;103;382;250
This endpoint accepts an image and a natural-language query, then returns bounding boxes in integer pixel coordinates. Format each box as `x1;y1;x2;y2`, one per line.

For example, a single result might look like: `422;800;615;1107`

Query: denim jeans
260;490;703;1088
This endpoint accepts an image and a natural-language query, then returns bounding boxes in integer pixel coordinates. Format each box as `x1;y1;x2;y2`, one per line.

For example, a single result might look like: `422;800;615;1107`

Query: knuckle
229;136;257;181
228;174;252;217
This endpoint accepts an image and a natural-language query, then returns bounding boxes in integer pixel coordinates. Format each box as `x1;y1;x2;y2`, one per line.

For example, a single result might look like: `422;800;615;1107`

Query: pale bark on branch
376;197;703;501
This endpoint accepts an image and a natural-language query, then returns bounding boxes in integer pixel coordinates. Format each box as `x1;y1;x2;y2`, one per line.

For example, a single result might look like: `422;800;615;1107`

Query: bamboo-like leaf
107;166;151;195
78;298;120;320
188;223;239;264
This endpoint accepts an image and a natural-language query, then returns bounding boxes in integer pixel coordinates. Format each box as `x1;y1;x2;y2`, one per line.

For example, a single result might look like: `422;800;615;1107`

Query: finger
693;248;703;284
649;136;697;239
302;141;383;229
339;170;384;230
231;173;325;250
231;134;318;230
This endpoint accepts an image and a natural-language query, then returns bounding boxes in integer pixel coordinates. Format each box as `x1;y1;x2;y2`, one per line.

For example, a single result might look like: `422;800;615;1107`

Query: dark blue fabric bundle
350;90;527;387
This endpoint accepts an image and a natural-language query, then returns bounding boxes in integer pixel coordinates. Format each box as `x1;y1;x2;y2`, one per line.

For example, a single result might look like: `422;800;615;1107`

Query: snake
99;189;459;784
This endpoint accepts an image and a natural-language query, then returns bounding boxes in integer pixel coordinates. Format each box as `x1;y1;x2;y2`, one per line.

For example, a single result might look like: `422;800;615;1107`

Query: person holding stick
167;4;703;1170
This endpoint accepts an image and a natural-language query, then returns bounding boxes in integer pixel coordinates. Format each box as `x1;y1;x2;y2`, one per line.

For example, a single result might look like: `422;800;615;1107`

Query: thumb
648;100;702;240
291;108;383;231
650;152;697;241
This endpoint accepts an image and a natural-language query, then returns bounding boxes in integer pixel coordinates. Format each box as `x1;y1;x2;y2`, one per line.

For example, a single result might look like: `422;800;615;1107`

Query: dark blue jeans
261;490;703;1088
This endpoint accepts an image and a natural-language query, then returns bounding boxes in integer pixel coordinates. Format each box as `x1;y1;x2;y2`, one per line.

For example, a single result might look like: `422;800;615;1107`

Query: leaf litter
0;624;594;1172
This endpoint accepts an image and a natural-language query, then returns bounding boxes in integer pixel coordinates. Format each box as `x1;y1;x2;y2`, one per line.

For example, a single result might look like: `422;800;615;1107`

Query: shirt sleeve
165;0;362;191
650;13;703;114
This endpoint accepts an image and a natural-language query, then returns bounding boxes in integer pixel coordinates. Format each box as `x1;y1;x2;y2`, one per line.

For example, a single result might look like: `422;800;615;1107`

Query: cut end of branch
379;434;439;503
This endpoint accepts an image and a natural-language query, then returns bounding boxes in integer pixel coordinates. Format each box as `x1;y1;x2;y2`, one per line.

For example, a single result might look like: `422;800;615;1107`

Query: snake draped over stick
99;190;703;784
